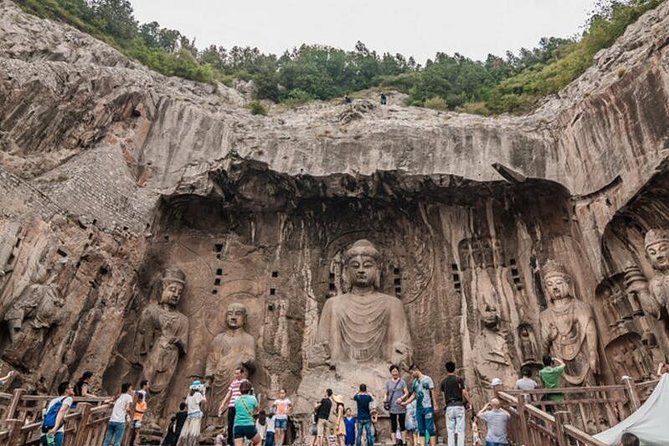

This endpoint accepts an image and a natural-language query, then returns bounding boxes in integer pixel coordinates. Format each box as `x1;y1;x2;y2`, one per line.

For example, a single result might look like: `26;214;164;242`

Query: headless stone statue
137;268;189;400
313;239;412;367
539;260;598;385
205;302;256;412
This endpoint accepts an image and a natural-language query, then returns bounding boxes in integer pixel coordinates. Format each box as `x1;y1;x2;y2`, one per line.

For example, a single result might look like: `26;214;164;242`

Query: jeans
227;406;237;446
266;431;275;446
485;443;509;446
40;432;64;446
446;406;465;446
415;407;435;437
102;421;126;446
355;419;374;446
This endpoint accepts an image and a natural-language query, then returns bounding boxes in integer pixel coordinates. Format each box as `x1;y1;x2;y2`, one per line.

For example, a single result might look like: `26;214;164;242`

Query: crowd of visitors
1;352;662;446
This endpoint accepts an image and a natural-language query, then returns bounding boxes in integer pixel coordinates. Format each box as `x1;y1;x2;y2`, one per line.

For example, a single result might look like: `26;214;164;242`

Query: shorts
275;418;288;430
415;407;435;436
389;413;406;432
234;425;258;440
317;418;332;437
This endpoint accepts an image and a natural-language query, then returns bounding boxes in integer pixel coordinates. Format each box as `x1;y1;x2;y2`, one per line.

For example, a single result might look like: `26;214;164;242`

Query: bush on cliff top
15;0;663;115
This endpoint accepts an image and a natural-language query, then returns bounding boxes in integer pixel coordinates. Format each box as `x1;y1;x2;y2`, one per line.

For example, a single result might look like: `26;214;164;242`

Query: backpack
42;397;66;432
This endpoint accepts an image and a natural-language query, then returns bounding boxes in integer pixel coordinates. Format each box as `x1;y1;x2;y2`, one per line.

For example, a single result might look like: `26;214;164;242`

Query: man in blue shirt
353;384;374;446
400;364;436;446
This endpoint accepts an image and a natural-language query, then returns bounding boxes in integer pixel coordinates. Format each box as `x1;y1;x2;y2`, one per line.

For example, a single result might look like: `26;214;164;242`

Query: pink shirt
228;379;248;407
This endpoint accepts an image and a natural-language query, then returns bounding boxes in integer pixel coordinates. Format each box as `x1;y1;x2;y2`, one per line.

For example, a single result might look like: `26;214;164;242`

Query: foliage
246;100;268;116
16;0;663;114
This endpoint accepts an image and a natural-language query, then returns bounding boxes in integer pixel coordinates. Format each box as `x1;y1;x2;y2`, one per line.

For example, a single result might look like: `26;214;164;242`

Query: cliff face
1;0;669;434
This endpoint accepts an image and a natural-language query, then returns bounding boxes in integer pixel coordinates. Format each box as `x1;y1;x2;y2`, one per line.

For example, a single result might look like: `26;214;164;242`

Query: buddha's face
160;281;184;306
482;305;499;328
347;254;379;289
544;273;571;302
647;241;669;271
226;305;246;329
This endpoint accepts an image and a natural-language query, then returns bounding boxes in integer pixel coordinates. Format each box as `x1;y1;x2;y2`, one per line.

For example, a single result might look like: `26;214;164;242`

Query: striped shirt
228;379;248;407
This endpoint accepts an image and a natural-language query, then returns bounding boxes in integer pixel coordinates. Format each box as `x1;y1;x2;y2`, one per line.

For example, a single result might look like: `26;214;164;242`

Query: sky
129;0;599;64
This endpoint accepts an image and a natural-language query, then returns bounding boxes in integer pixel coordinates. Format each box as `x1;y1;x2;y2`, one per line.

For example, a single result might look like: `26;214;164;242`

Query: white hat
491;378;504;386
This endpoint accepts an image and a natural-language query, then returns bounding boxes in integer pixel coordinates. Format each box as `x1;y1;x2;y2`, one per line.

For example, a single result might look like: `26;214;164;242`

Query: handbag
384;379;402;411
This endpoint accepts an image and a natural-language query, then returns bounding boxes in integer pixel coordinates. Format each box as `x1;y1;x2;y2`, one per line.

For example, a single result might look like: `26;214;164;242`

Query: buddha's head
159;268;186;306
226;302;248;329
645;229;669;272
344;239;381;291
481;304;500;329
541;260;573;304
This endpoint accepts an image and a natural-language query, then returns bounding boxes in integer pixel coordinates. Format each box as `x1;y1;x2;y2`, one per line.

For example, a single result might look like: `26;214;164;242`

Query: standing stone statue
473;304;515;384
539;260;598;385
642;229;669;317
313;239;412;366
137;268;189;400
205;302;256;411
2;245;66;369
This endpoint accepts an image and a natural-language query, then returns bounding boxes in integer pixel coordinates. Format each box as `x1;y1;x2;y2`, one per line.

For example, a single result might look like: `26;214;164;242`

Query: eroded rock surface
2;0;669;437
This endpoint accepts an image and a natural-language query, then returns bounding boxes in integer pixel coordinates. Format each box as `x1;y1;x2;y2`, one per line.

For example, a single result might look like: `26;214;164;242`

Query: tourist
515;367;538;391
272;388;293;446
384;365;409;446
315;389;334;446
539;356;566;412
400;364;436;446
656;362;669;377
0;369;16;386
471;415;482;446
41;381;74;446
163;403;188;446
440;361;470;446
233;380;261;446
74;371;96;397
476;399;511;446
310;408;319;446
266;411;276;446
129;391;148;446
218;367;250;446
256;410;268;446
177;380;207;446
380;93;387;105
344;408;356;446
404;400;417;446
619;432;639;446
137;379;150;401
353;384;374;446
102;382;134;446
332;394;346;446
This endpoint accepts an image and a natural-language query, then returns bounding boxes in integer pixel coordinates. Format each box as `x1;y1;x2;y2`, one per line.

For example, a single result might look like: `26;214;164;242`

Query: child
471;415;481;446
129;392;147;446
343;408;356;446
404;400;417;446
265;411;276;446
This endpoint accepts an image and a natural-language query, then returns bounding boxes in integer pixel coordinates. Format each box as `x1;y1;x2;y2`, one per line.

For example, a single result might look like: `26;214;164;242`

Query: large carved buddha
313;240;412;366
539;260;598;385
644;229;669;316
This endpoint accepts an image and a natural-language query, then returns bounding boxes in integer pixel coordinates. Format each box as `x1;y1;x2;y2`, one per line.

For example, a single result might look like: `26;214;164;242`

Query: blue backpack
42;397;66;432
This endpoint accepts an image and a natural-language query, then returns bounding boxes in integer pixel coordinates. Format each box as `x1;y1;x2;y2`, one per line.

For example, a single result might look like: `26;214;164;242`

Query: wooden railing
495;377;660;446
0;389;130;446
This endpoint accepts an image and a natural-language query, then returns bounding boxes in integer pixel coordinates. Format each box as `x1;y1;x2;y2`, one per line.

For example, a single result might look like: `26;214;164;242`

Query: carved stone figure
205;302;256;410
313;239;412;366
2;244;66;369
518;323;538;363
473;304;515;384
539;260;598;385
643;229;669;317
137;268;189;399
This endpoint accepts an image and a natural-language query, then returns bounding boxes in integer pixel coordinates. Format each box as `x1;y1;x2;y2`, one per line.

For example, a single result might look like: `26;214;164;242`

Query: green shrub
247;100;268;116
424;97;448;111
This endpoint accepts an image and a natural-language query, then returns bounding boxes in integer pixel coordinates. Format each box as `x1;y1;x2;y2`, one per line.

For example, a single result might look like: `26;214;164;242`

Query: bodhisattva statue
313;239;412;367
2;250;66;369
539;260;598;385
205;302;256;411
643;229;669;317
137;268;189;400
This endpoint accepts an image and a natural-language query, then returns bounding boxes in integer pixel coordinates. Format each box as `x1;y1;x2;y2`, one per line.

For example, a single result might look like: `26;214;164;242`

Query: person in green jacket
234;381;261;446
539;355;566;413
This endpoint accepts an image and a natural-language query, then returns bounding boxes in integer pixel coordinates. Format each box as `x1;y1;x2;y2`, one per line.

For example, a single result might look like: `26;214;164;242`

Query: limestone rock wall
1;0;669;435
